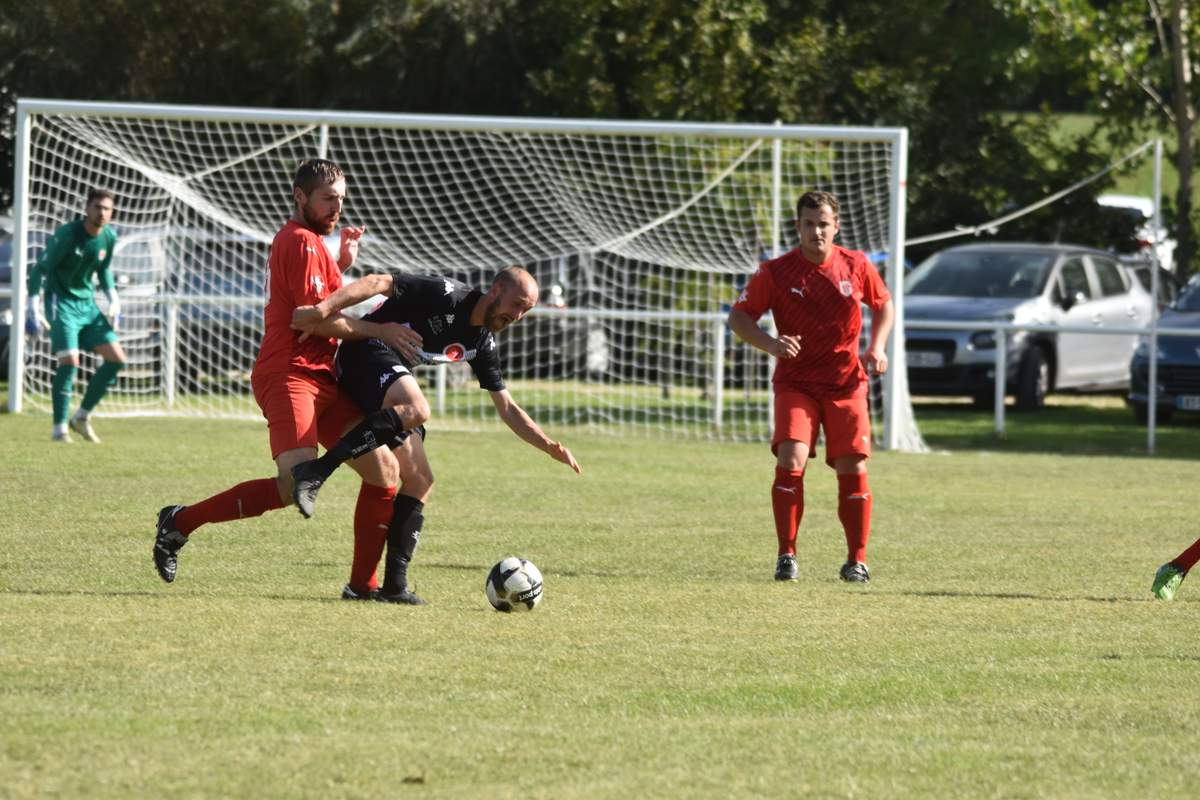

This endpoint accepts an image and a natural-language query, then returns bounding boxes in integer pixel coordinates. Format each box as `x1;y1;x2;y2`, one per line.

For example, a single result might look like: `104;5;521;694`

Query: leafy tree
1019;0;1198;273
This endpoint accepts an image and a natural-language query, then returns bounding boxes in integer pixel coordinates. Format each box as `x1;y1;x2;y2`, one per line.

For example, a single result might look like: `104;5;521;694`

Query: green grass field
1;406;1198;798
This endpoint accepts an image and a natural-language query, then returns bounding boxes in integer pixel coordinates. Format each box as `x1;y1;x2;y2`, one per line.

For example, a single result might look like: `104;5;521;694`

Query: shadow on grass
894;588;1148;604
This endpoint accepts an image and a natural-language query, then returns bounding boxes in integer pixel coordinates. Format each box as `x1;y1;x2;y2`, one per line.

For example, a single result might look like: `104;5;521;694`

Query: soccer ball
485;556;544;612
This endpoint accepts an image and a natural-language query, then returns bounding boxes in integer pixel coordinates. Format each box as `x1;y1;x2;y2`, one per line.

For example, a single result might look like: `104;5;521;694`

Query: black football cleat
376;588;427;606
839;560;871;583
341;583;380;601
290;460;326;519
153;505;188;583
774;554;799;582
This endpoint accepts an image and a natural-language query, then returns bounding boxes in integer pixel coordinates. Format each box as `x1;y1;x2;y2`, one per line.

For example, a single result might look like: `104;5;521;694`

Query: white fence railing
908;319;1197;453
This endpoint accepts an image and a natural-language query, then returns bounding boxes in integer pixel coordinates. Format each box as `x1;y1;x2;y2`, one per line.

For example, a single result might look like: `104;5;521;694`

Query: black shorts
336;338;426;449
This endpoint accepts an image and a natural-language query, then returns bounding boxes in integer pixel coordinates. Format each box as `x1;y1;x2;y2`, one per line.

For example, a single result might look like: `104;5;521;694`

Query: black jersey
359;273;505;391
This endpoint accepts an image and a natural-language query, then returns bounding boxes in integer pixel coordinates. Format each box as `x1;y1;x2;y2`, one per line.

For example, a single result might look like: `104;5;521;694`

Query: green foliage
1;0;1195;269
1;412;1198;797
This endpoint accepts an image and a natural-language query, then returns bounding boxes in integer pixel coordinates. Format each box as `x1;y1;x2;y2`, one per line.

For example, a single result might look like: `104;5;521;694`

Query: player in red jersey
151;158;420;599
728;190;895;584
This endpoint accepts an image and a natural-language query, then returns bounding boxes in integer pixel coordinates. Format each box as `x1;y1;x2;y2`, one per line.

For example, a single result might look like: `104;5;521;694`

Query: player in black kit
288;266;581;604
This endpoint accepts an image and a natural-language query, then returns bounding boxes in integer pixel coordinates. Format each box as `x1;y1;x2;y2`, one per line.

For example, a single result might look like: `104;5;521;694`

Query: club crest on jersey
97;249;107;260
443;343;466;361
839;280;853;297
429;314;453;335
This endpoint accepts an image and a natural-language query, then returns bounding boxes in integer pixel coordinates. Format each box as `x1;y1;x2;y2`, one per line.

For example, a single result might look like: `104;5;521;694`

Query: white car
1097;193;1176;272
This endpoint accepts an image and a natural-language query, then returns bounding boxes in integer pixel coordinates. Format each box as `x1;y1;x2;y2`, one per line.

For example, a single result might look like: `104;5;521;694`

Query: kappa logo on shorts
839;280;853;297
311;275;325;294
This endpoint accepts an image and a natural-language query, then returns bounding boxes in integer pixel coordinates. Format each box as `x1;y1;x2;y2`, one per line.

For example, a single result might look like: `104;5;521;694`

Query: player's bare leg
292;374;430;518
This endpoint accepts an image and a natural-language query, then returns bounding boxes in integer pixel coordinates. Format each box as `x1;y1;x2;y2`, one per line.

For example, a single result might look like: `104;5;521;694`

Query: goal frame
8;97;913;450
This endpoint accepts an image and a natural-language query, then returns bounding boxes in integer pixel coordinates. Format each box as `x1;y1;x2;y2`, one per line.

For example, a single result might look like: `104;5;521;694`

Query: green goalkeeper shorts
47;293;117;356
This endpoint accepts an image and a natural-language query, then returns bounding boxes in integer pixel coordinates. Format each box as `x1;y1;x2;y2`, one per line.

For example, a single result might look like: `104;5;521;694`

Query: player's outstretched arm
489;389;582;474
292;272;394;331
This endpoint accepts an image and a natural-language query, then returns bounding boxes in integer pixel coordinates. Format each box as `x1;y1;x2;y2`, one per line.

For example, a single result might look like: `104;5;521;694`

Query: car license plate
1176;395;1200;411
908;351;945;368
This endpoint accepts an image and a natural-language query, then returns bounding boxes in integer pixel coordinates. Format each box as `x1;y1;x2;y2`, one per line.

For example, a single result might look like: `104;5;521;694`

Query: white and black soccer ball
485;556;543;612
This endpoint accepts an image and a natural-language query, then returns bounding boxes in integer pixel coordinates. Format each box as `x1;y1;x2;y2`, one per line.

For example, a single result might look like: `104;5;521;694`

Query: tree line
1;0;1195;272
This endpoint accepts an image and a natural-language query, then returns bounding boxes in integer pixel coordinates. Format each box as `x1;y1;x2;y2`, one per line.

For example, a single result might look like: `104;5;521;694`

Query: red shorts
772;389;872;466
251;369;363;459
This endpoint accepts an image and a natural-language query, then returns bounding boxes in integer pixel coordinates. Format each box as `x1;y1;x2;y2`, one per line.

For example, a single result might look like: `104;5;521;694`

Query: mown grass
0;408;1197;798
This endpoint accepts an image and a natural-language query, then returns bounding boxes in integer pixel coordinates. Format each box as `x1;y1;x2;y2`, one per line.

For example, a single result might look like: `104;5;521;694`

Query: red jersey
733;244;891;399
253;220;344;376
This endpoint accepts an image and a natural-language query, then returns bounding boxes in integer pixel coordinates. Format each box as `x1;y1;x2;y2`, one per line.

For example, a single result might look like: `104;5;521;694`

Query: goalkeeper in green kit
25;189;126;442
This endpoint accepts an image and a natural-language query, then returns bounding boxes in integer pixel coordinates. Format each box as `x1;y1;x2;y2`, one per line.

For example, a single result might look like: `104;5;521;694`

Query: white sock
53;423;67;436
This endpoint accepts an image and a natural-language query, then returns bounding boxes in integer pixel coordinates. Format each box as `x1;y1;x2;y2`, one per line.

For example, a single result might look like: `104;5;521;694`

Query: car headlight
969;329;1026;350
970;331;996;349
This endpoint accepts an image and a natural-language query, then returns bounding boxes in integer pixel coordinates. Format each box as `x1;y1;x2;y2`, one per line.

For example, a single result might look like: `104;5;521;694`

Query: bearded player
285;266;581;604
728;190;895;584
152;158;420;598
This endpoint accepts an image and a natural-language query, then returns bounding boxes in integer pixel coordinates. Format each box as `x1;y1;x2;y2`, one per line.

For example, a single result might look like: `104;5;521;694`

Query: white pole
317;124;330;160
884;129;910;449
1147;138;1163;455
712;317;725;432
994;327;1006;435
164;300;178;408
436;363;447;415
8;103;33;413
771;120;783;258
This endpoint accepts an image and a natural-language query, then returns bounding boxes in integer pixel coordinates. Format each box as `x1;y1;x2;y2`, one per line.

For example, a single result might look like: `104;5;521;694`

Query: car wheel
1014;347;1050;411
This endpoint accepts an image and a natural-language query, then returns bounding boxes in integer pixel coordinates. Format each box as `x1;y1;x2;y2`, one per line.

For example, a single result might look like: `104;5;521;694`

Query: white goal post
9;98;924;451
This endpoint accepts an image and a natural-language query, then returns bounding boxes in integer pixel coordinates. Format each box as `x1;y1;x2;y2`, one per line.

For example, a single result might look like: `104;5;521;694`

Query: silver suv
904;243;1153;409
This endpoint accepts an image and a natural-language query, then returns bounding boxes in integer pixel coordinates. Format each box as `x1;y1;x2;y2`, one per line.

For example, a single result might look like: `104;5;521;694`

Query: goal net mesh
15;105;924;449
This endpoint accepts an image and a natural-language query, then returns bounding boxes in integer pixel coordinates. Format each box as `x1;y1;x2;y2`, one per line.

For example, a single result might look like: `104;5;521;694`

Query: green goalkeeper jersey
26;219;117;301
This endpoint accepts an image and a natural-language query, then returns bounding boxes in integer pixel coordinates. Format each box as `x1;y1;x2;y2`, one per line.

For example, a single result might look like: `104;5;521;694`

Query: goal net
10;99;925;451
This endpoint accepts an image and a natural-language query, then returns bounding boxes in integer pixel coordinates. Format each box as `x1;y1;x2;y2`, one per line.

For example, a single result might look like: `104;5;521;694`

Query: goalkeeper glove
25;296;48;337
104;288;121;331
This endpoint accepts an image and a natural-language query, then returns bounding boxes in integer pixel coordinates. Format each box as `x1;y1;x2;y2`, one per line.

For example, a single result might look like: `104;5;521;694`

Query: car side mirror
1060;291;1086;311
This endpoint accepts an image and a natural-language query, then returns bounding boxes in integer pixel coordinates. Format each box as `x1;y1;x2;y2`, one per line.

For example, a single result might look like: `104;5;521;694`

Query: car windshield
905;250;1053;298
1172;279;1200;312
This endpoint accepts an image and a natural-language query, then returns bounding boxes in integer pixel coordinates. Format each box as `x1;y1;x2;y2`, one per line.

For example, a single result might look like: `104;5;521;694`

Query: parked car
1126;260;1185;311
1128;275;1200;424
1097;193;1176;272
904;243;1154;409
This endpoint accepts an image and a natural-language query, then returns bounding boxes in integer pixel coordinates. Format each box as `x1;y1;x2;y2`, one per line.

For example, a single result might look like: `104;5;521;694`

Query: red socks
175;478;285;536
771;467;805;556
1171;535;1200;574
349;482;397;593
838;473;872;564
